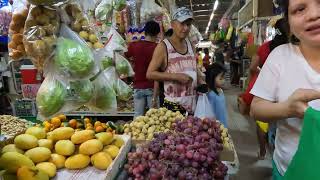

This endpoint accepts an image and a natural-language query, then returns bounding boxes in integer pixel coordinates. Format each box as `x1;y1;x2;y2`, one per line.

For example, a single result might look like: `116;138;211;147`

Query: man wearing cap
147;7;205;115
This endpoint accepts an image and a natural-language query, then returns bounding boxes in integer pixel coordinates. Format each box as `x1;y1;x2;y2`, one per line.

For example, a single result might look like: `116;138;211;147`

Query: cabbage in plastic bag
55;38;95;78
90;72;117;112
94;47;114;70
115;52;134;77
115;78;133;101
68;79;94;103
95;0;113;22
36;74;67;117
105;27;127;52
103;66;117;88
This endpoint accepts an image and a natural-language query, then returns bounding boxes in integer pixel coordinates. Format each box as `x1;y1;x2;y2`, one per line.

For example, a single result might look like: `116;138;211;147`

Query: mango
79;139;103;155
55;140;75;156
17;166;49;180
112;136;125;148
25;127;46;139
50;127;74;141
36;162;56;178
14;134;38;150
71;130;95;144
95;132;113;145
0;152;35;173
38;139;53;150
25;147;51;163
65;154;90;169
91;152;112;170
103;145;119;159
1;144;24;154
49;154;65;169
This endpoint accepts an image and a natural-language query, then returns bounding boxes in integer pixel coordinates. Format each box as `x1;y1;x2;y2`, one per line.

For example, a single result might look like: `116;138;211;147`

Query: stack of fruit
0;125;125;179
124;117;228;180
123;108;185;140
220;124;232;151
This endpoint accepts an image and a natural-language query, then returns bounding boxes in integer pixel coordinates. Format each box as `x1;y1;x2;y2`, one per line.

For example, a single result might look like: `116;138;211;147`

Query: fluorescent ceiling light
213;0;219;11
205;0;219;34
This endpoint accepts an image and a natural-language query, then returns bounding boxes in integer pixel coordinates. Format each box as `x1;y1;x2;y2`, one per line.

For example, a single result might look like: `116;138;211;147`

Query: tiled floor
225;88;272;180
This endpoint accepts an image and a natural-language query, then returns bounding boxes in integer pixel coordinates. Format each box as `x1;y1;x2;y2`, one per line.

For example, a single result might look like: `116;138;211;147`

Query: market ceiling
176;0;238;35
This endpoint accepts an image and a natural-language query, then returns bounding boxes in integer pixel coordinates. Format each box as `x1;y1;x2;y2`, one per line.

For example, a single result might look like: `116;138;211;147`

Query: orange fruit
94;121;102;128
69;119;78;129
58;114;67;121
95;126;104;133
51;117;61;128
84;118;91;124
101;123;107;129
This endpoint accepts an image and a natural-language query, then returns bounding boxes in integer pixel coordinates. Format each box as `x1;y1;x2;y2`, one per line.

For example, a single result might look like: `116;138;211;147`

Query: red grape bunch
125;116;228;180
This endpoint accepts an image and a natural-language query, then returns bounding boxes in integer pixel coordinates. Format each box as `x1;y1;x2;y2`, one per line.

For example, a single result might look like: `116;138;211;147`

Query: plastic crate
11;99;37;117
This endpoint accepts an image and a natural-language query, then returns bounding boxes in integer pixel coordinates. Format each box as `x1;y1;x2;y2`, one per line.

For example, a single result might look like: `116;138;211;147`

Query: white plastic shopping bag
194;94;215;119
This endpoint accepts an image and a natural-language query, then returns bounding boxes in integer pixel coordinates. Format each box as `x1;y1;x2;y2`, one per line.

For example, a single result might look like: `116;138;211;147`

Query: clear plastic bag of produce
95;0;113;23
114;78;133;101
0;2;12;36
140;0;163;24
59;23;88;47
194;94;215;119
88;72;117;113
94;46;114;70
127;0;138;27
103;66;117;89
105;27;127;52
162;10;171;32
23;5;60;71
55;37;99;80
115;52;134;77
61;1;104;49
8;0;28;61
27;0;67;6
36;71;67;118
67;79;94;103
114;0;127;11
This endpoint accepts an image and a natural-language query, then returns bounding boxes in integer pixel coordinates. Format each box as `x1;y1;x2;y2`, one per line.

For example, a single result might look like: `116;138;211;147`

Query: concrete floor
225;87;272;180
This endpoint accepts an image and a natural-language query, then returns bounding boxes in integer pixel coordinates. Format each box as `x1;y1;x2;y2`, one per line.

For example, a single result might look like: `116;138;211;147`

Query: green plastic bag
284;107;320;180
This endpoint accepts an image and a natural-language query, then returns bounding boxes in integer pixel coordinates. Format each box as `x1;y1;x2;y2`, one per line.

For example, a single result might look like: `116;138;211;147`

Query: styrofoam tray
53;135;131;180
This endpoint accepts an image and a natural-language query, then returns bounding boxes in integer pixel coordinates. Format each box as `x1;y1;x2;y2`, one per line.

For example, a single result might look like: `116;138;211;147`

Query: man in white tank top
147;7;205;114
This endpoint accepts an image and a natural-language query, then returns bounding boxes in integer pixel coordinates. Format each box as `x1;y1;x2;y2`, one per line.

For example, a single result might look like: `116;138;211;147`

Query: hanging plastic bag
95;0;113;23
55;38;98;79
283;107;320;180
23;5;60;71
194;94;215;119
162;10;171;32
114;78;133;101
115;52;134;77
8;0;28;61
36;72;67;118
89;72;117;113
105;27;127;52
59;23;88;47
114;0;127;11
103;66;118;89
94;47;114;70
62;1;104;49
127;0;138;27
27;0;67;6
67;79;94;103
0;1;12;37
140;0;163;24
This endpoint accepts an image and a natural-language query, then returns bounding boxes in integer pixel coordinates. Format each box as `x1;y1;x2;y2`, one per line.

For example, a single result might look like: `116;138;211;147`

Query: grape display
125;116;228;180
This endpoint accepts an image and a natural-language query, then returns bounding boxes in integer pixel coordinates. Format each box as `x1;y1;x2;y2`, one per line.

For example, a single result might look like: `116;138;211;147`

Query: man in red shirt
125;21;160;117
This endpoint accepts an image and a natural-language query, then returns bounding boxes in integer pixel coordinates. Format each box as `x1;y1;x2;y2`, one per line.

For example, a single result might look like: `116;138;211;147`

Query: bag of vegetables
95;0;113;23
103;66;117;89
105;27;127;52
8;0;28;61
36;72;67;118
114;0;127;11
67;79;94;103
114;78;133;101
88;72;117;113
115;52;134;77
55;38;98;79
94;46;114;70
140;0;163;24
23;5;60;71
27;0;67;6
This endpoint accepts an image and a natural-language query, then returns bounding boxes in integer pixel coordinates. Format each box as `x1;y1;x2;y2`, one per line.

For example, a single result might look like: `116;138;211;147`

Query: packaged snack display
8;0;28;60
63;2;104;49
55;38;96;79
23;5;60;71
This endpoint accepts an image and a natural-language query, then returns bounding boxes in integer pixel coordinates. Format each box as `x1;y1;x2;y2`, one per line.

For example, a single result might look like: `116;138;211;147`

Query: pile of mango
0;125;125;179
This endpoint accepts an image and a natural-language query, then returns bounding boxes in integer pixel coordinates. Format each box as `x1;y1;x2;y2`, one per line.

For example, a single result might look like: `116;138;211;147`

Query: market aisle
225;87;272;180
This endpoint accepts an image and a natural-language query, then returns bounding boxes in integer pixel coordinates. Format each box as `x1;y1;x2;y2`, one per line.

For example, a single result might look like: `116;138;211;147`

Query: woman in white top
250;0;320;178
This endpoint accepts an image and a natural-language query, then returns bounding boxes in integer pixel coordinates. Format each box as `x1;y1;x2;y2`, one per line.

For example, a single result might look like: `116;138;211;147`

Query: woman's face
288;0;320;46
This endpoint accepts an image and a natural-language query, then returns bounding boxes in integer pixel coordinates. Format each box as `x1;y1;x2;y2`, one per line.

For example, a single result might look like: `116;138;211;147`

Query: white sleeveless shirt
163;39;197;113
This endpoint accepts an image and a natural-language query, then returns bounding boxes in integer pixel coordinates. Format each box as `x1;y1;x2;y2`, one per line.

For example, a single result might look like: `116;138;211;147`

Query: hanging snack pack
55;38;96;79
115;52;134;77
36;72;67;118
140;0;163;24
114;78;133;101
89;72;117;113
23;5;60;71
283;108;320;180
8;0;29;60
63;1;104;49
